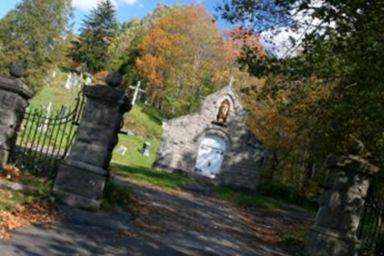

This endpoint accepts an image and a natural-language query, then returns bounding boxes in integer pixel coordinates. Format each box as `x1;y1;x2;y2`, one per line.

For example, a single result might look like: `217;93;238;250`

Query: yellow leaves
0;200;60;239
135;4;232;114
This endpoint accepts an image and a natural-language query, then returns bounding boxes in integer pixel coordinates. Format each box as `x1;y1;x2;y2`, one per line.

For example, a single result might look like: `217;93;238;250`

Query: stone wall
0;67;33;166
154;86;265;190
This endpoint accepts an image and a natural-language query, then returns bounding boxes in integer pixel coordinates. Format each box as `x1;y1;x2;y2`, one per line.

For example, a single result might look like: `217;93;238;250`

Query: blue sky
0;0;231;31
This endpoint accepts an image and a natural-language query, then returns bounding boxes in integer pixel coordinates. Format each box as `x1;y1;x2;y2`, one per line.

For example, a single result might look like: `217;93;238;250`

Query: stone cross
0;64;33;167
305;154;379;256
129;81;145;106
53;72;131;210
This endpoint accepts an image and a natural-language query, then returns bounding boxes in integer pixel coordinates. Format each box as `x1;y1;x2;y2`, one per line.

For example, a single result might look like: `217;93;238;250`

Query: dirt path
114;176;313;256
0;176;313;256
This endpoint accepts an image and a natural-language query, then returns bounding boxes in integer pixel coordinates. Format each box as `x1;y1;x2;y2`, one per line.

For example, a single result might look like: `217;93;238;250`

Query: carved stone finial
105;72;122;88
9;63;24;78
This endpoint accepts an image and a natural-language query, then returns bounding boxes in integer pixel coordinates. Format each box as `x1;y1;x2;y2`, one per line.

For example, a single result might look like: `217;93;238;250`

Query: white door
195;135;226;178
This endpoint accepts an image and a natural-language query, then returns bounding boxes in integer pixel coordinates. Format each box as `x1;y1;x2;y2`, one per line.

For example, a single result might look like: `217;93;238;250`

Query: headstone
64;73;72;90
38;102;52;133
64;72;80;90
53;72;131;210
116;145;127;156
0;65;33;166
85;76;92;86
141;141;150;157
58;105;67;119
305;154;379;256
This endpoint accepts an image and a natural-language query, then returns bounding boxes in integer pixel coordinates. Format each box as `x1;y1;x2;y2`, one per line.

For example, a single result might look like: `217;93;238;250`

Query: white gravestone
38;102;52;133
141;142;150;157
116;145;128;156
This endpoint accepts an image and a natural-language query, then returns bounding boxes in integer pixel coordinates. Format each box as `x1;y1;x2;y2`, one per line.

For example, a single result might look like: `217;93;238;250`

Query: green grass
124;104;163;139
258;182;318;211
212;186;284;209
0;175;51;211
281;227;309;255
29;75;163;168
31;70;81;111
112;134;159;167
111;164;192;190
102;182;132;211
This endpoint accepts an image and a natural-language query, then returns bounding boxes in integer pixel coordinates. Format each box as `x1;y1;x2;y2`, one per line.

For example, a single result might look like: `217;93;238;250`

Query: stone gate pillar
53;73;131;210
0;65;33;167
305;154;379;256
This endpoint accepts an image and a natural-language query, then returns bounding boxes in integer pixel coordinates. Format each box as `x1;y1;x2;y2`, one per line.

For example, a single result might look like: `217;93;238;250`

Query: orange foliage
0;200;60;239
224;26;266;58
136;4;232;113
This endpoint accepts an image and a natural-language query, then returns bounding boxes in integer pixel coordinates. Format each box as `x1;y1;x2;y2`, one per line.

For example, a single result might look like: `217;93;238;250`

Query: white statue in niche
214;99;230;126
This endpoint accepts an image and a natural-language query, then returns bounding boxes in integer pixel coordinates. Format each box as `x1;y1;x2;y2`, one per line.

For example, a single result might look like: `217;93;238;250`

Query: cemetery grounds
0;72;315;255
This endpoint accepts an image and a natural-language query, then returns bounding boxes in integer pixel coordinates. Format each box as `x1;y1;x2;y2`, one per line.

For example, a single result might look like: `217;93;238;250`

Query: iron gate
10;92;85;178
358;177;384;255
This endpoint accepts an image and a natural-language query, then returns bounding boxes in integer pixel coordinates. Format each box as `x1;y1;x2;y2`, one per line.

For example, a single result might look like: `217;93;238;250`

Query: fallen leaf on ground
0;199;60;239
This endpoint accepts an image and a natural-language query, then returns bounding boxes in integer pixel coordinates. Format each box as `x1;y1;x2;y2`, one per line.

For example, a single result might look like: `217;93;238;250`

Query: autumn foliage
136;5;233;116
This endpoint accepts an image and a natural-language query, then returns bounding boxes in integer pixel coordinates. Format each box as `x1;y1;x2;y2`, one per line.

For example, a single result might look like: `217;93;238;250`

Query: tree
223;26;265;59
136;4;232;116
69;0;118;73
107;18;142;85
218;0;384;191
0;0;72;91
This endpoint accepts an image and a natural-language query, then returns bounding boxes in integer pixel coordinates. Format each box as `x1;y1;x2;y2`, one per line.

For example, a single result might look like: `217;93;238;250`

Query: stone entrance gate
0;68;131;210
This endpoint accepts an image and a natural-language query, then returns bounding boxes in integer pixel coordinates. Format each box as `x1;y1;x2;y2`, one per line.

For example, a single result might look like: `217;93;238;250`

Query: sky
0;0;310;58
0;0;231;31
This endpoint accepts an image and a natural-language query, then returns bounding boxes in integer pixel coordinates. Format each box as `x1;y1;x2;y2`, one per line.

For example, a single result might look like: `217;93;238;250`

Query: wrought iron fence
10;92;85;178
358;178;384;255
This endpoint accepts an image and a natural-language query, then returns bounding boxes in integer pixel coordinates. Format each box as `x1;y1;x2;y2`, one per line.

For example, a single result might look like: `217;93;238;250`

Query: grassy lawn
212;186;284;209
111;164;192;190
30;70;81;111
124;104;163;139
112;134;159;167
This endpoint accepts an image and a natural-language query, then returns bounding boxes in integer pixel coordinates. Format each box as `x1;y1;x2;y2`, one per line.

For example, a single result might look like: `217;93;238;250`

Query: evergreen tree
69;0;118;73
0;0;72;91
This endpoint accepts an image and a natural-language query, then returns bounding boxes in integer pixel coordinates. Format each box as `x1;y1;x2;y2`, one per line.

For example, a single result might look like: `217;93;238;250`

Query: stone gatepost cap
0;70;33;100
105;72;122;88
327;155;379;175
9;63;24;78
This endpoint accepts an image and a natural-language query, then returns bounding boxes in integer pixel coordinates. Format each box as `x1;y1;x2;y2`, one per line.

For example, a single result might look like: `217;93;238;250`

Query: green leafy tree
108;18;142;85
69;0;118;73
0;0;72;91
218;0;384;191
